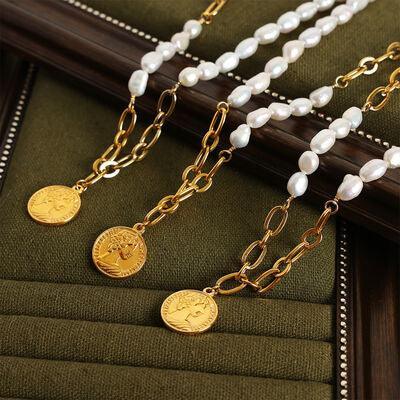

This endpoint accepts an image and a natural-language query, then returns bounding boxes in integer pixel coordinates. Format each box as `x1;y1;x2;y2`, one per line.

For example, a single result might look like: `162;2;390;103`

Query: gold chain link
199;0;228;24
333;42;400;89
70;0;229;195
72;96;137;194
132;102;231;234
204;197;293;296
204;198;339;297
362;67;400;112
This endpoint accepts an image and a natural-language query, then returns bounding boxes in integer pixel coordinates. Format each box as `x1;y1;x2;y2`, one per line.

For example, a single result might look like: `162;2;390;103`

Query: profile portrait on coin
93;227;147;278
27;185;81;225
161;290;218;334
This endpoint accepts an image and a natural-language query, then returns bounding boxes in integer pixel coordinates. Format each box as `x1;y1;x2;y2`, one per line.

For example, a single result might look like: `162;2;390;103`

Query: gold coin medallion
161;290;218;335
27;185;81;226
92;226;147;278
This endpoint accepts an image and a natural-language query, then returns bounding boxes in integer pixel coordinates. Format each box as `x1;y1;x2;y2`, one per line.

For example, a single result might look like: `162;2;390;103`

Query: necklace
92;0;373;279
161;56;400;335
26;0;228;226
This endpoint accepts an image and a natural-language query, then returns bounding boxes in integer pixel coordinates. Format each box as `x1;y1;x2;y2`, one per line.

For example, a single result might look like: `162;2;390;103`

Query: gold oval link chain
132;103;231;234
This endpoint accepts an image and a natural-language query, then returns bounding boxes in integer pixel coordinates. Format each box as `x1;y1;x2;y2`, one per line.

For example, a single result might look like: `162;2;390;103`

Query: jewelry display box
0;1;398;399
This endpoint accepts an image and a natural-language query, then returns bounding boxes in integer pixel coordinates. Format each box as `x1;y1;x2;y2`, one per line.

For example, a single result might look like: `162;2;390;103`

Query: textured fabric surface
0;67;336;399
85;0;400;145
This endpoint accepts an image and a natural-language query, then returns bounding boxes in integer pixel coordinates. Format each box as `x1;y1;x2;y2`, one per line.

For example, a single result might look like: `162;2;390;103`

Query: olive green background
1;1;397;399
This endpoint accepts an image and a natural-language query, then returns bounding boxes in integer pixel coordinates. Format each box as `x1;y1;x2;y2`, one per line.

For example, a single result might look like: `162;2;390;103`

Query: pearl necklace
26;0;227;226
159;63;399;335
92;0;375;280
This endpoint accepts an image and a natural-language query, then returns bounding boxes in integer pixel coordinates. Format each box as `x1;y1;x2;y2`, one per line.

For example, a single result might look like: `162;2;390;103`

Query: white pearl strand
285;106;363;197
227;0;373;152
127;18;204;96
227;0;372;148
336;146;400;201
129;0;342;97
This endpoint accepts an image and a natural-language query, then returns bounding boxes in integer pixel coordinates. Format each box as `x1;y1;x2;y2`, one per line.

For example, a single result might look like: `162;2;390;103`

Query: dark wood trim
337;221;400;400
0;0;399;240
0;53;36;192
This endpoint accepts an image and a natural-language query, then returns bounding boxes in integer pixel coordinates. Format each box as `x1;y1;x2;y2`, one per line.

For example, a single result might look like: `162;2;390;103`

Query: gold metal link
333;42;399;89
118;106;137;138
157;88;178;118
215;272;247;295
208;102;229;137
241;240;268;270
363;67;400;112
263;203;289;236
202;130;220;151
140;123;162;149
73;97;137;191
254;268;282;294
130;101;232;234
199;0;227;24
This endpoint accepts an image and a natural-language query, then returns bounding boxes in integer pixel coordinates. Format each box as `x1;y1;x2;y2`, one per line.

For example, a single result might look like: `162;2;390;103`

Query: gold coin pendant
27;185;81;226
92;226;147;278
161;289;218;335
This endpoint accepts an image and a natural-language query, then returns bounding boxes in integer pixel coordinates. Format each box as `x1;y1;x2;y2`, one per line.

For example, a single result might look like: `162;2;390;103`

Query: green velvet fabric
85;0;400;145
0;66;335;399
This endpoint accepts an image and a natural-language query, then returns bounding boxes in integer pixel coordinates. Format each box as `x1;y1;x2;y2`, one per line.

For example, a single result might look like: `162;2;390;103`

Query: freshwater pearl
254;23;280;44
342;106;363;129
235;37;259;59
347;0;368;13
245;72;270;94
246;107;271;128
310;129;336;154
198;62;220;80
309;86;333;108
290;98;313;116
178;67;200;87
269;102;292;121
315;16;338;35
227;85;252;108
296;2;318;21
314;0;335;11
277;11;301;33
141;51;163;74
331;5;354;24
265;56;288;79
287;172;308;197
298;27;322;48
329;118;351;139
155;42;176;61
383;146;400;168
336;174;363;201
298;151;319;174
183;19;202;39
359;159;388;182
128;70;148;97
282;40;305;63
215;52;240;73
171;32;190;51
229;124;251;148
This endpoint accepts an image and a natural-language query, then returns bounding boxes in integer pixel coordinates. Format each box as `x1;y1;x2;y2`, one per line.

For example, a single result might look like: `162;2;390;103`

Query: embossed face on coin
92;226;147;278
161;290;218;334
27;185;81;226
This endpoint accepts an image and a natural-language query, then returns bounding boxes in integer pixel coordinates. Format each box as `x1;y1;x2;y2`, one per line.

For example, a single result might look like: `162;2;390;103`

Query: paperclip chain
333;42;400;89
204;63;400;299
73;97;137;194
362;67;400;112
132;102;232;234
204;199;338;297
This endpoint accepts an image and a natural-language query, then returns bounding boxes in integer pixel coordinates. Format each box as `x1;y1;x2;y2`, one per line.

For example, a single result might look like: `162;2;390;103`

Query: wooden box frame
0;1;399;399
